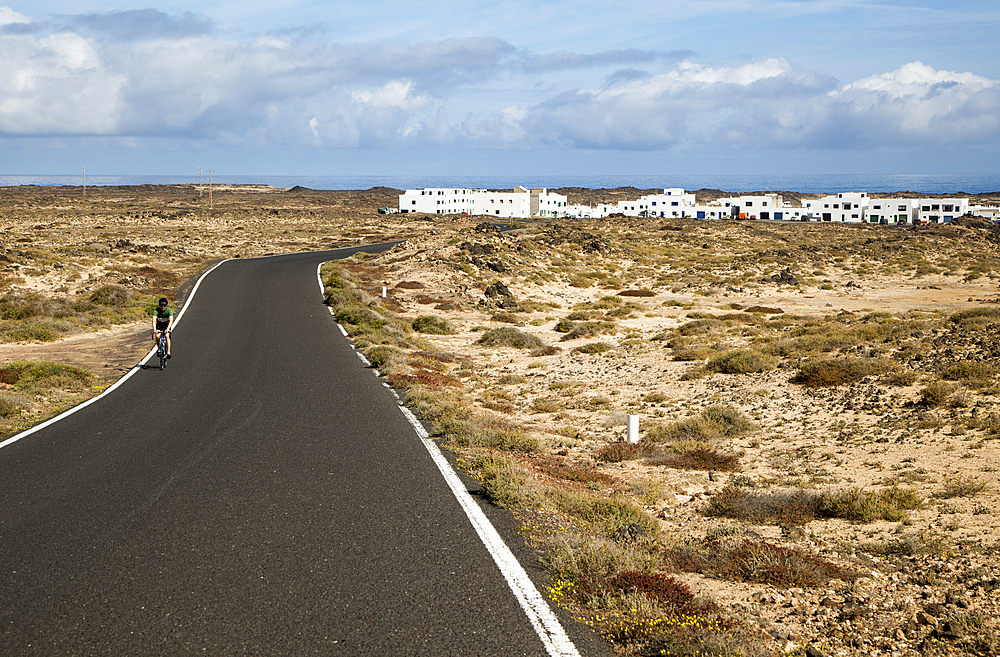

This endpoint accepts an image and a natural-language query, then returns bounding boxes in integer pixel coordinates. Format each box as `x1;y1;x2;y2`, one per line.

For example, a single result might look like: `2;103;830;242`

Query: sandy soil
4;184;1000;656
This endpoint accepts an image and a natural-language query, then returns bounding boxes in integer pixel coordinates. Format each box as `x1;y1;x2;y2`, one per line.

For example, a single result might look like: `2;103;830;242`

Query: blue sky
1;0;998;176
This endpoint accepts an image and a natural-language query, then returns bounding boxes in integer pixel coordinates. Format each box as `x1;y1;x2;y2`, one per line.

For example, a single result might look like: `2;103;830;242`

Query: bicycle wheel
159;339;167;370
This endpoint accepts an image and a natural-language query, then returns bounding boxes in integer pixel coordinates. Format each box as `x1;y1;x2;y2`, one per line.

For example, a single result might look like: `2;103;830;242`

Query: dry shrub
646;446;741;472
671;347;714;362
663;537;858;588
705;486;824;525
941;360;996;387
920;380;957;407
490;311;519;323
701;405;758;436
89;285;131;306
792;357;892;387
0;394;22;417
645;417;723;443
617;289;656;297
676;318;721;336
477;327;545;350
572;342;611;355
386;371;461;389
395;280;425;289
743;306;783;314
596;441;660;463
538;462;614;486
435;413;538;452
412;315;455;334
706;349;776;374
820;485;923;522
936;474;988;498
646;406;756;446
529;345;562;357
559;321;616;341
948;307;1000;329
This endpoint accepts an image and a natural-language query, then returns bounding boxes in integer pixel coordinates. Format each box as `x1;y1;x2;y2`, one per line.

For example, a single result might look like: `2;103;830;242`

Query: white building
970;204;1000;221
398;186;566;218
398;187;477;215
865;199;918;225
715;194;785;220
814;192;870;222
614;188;697;217
915;198;969;224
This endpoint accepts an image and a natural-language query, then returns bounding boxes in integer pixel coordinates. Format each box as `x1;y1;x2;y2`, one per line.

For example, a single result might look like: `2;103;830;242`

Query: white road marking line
398;406;581;657
316;258;580;656
0;259;229;452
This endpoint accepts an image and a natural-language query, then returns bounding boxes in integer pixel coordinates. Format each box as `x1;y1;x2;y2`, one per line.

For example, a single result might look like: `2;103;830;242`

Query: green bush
336;306;387;330
550;489;657;537
0;361;92;390
701;405;757;437
411;315;454;334
474;454;543;509
559;321;616;342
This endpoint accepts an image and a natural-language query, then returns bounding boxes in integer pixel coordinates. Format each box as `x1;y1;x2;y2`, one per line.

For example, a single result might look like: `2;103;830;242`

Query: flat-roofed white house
398;186;566;218
715;194;785;220
815;192;870;222
915;198;969;224
398;187;477;214
865;199;918;224
970;204;1000;221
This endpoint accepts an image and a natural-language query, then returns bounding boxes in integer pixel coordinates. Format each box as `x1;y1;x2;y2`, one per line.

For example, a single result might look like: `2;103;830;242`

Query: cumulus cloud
480;59;1000;151
0;7;997;159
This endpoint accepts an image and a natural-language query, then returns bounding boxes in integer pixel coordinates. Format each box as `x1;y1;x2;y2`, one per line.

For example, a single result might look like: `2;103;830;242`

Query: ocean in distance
1;173;998;195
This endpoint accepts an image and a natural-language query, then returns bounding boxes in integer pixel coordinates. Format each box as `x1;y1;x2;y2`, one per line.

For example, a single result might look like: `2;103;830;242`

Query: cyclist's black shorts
155;321;170;332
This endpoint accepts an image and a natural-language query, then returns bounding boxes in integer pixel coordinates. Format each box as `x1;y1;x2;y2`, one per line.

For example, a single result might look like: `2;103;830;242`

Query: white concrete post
382;286;387;298
627;415;639;444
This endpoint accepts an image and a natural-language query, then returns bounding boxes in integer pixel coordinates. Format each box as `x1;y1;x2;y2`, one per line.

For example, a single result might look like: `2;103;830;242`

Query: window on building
833;204;840;209
671;201;678;206
746;201;753;206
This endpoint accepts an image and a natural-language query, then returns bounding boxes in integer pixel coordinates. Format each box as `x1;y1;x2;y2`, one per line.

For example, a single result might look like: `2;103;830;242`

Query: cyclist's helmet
158;297;168;306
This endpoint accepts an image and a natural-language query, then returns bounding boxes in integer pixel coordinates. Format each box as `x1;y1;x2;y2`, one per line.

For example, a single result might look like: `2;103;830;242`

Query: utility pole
82;166;86;198
199;167;203;197
208;170;213;210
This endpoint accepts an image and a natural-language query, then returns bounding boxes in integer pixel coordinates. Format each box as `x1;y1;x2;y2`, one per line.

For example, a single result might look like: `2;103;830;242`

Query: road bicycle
153;331;169;370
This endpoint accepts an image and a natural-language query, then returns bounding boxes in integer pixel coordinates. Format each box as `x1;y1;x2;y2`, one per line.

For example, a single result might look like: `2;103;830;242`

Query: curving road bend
0;245;609;656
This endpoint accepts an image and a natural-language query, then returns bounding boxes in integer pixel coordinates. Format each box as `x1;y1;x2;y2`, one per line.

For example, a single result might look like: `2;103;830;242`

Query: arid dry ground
3;185;1000;656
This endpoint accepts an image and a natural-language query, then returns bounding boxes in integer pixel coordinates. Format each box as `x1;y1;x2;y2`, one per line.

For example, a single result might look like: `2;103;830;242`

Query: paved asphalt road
0;246;611;656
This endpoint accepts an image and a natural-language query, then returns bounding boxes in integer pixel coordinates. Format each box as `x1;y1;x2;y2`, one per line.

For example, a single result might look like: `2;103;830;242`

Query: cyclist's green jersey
154;307;174;322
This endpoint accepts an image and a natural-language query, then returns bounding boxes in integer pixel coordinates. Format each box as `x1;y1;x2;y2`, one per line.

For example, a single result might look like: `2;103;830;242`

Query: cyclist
152;297;174;359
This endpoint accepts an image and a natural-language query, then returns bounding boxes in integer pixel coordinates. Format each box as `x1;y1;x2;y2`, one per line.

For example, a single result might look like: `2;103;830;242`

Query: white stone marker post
627;415;639;444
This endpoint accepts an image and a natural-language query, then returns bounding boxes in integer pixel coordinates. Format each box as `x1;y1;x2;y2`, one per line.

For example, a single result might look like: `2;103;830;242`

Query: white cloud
0;5;997;162
478;59;1000;151
0;6;29;26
